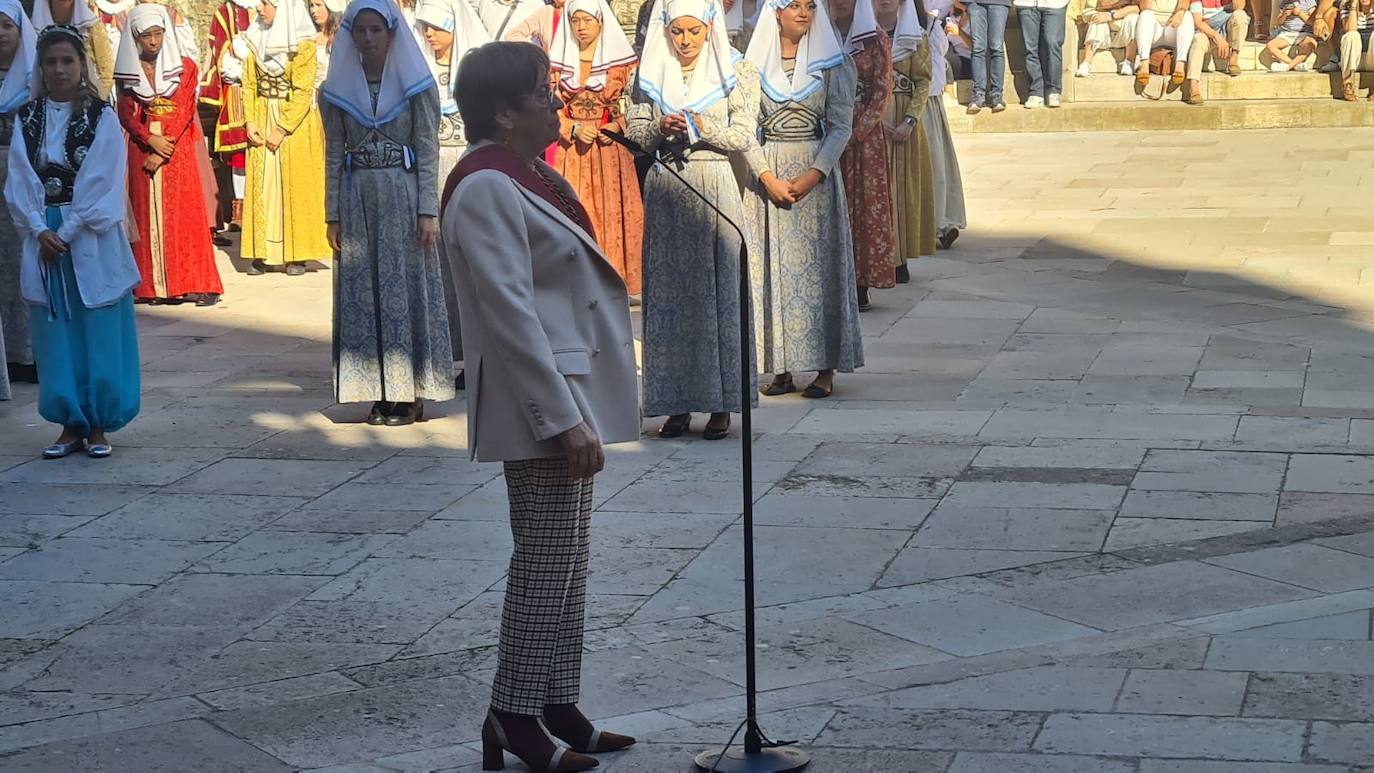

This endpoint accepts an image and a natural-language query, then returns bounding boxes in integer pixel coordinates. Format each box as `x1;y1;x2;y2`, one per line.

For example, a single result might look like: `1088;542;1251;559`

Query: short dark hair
455;41;550;144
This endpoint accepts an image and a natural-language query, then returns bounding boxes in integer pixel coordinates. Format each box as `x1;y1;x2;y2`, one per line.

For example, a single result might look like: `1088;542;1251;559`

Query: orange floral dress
552;63;643;295
839;33;897;290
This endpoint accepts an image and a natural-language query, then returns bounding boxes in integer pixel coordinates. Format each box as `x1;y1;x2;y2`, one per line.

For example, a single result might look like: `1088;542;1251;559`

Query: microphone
601;128;687;167
600;128;738;244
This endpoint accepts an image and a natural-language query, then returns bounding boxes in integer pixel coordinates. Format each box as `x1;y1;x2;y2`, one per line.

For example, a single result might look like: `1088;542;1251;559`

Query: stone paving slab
8;128;1374;768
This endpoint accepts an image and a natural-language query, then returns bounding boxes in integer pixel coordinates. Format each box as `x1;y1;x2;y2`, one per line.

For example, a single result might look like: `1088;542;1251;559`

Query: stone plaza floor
3;128;1374;771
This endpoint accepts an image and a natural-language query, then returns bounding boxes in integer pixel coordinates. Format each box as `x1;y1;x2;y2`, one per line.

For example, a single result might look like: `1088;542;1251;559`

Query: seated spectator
1077;0;1140;76
1265;0;1318;70
1312;0;1342;70
1339;0;1374;99
947;1;974;79
1134;0;1195;88
1181;0;1247;104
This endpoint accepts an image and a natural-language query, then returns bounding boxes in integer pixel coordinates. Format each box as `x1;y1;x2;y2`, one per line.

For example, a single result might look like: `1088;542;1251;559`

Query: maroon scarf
441;144;597;242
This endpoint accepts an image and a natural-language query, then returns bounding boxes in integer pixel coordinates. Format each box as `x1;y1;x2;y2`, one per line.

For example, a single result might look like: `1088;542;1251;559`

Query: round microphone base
692;745;810;773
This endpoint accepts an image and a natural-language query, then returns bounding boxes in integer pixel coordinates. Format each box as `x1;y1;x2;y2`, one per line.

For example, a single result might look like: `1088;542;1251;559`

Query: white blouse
6;100;140;309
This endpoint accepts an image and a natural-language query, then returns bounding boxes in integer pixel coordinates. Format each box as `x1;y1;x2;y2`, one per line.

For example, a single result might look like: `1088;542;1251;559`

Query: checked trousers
490;457;594;715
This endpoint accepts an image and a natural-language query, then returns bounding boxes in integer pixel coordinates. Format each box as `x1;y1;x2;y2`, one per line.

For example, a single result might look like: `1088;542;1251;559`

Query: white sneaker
1025;95;1044;109
1118;61;1133;76
1047;93;1062;108
1076;62;1091;78
1294;61;1311;72
1270;62;1291;72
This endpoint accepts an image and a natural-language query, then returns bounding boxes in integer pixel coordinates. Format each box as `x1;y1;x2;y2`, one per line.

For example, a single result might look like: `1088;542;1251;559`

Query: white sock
232;170;245;199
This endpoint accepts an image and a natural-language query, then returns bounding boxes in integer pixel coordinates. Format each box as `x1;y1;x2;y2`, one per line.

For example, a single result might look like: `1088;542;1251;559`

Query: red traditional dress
553;62;643;295
200;1;252;170
118;57;223;301
547;0;640;294
839;31;897;290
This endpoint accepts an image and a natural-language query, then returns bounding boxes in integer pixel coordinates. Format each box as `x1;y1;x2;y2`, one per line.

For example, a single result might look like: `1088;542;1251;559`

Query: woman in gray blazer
441;42;640;773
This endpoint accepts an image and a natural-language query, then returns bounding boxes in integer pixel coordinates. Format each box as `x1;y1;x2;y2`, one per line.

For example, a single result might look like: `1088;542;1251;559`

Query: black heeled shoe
194;293;221;307
857;286;872;312
703;413;730;440
366;401;391;426
895;263;910;284
246;259;267;275
8;362;38;384
543;706;636;755
482;711;598;772
657;413;690;438
384;400;424;427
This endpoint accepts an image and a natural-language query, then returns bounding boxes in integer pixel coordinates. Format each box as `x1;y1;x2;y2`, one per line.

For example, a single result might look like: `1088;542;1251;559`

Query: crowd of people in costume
0;0;967;452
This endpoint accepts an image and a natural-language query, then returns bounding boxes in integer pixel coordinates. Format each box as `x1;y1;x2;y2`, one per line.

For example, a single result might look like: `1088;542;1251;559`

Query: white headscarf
477;0;539;37
0;0;35;113
831;0;877;53
31;0;98;29
888;0;925;62
321;0;435;128
94;0;135;14
745;0;845;102
637;0;738;114
247;0;317;76
112;3;184;101
549;0;635;90
414;0;488;113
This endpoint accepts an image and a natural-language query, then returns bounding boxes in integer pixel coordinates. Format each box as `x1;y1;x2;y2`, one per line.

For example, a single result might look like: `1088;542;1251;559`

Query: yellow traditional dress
885;28;937;263
240;10;330;266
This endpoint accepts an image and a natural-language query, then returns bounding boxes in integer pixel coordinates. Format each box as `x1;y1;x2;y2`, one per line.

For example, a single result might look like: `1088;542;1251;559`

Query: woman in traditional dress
240;0;330;275
876;0;935;281
114;3;223;307
6;25;141;457
925;0;966;248
548;0;641;295
628;0;763;440
744;0;862;399
31;0;115;98
309;0;343;89
416;0;487;389
832;0;894;310
320;0;454;426
0;0;33;387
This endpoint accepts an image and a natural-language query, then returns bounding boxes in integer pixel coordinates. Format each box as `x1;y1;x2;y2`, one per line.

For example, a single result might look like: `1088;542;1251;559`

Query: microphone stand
602;129;810;773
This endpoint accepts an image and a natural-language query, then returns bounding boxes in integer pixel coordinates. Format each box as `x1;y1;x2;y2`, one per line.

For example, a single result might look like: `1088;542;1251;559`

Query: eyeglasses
530;85;556;108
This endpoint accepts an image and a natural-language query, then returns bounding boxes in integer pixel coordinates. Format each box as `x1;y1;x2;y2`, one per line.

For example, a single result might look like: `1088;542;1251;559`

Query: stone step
945;96;1374;133
952;70;1371;105
1070;70;1350;102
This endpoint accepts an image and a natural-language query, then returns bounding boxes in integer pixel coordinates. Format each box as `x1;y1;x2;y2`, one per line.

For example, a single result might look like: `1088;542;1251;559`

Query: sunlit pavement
3;128;1374;770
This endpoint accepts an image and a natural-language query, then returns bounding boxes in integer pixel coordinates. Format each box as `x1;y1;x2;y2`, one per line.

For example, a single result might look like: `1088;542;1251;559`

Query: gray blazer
441;142;640;463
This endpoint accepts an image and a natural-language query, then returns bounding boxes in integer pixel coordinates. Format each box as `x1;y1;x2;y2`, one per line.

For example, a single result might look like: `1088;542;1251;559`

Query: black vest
19;97;107;206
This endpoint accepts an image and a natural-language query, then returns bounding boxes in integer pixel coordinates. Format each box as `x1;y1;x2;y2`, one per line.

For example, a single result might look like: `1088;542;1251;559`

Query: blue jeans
969;3;1010;104
1018;5;1067;98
